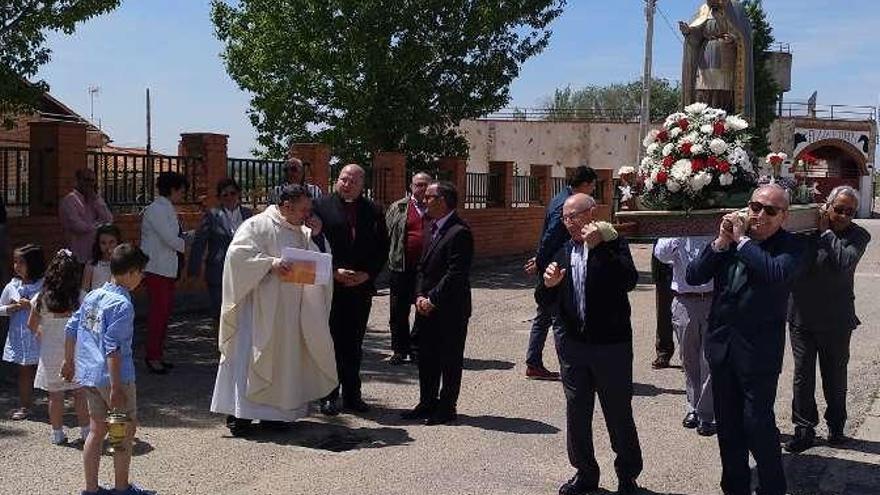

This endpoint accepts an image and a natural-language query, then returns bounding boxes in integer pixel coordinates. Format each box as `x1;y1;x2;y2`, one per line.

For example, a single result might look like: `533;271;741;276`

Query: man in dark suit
687;184;806;495
786;185;871;452
188;178;254;320
523;166;596;380
401;181;473;426
537;193;642;495
312;164;389;415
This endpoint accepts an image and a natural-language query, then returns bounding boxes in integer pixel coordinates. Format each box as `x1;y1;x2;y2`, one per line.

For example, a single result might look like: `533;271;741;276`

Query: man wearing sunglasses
785;185;871;453
687;184;805;495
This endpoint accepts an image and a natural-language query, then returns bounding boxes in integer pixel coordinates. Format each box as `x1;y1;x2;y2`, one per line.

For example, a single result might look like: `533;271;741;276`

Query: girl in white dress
28;249;90;445
1;244;45;420
81;224;120;295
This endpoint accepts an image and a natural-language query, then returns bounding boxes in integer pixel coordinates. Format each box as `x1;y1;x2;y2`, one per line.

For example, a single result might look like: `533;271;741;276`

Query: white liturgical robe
210;205;337;421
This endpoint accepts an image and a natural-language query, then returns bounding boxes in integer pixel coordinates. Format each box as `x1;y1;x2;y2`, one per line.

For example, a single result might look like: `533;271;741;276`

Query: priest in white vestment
211;184;337;435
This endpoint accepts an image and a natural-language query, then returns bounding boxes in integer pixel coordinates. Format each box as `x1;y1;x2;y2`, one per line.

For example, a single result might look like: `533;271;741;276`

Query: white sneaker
50;429;67;445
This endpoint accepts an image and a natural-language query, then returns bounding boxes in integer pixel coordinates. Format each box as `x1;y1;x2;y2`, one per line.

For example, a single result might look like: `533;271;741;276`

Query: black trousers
388;269;419;355
416;314;468;412
555;335;643;485
712;364;785;495
651;253;675;360
790;325;853;432
326;286;373;402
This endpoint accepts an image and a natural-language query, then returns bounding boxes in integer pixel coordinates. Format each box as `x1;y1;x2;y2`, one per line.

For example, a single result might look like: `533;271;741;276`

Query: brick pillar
178;133;228;209
530;164;552;206
28;121;88;215
290;143;331;194
437;157;467;200
372;151;406;207
488;161;514;208
595;168;613;205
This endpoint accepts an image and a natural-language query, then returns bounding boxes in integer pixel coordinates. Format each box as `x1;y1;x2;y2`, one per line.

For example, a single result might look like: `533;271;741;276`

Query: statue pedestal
615;204;820;239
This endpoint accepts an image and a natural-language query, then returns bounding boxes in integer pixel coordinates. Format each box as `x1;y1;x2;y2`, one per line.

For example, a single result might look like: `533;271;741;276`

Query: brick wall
460;207;544;257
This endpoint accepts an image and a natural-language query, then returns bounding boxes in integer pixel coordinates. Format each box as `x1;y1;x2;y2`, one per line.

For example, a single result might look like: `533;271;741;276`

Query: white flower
726;115;749;131
644;176;654;190
684;102;708;114
709;138;728;155
671;160;693;181
618;165;636;175
683;132;699;143
666;180;681;192
691;144;705;155
643;129;659;147
669;127;682;139
690;171;712;191
640;156;653;168
728;147;750;166
718;173;734;186
662;143;675;156
665;112;686;128
646;143;659;156
700;124;714;135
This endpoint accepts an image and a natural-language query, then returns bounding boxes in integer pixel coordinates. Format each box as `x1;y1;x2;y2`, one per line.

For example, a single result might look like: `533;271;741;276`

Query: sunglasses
832;205;856;217
748;201;785;217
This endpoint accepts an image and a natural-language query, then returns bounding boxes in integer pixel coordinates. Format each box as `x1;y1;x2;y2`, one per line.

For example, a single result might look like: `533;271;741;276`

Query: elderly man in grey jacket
786;185;871;453
384;172;432;364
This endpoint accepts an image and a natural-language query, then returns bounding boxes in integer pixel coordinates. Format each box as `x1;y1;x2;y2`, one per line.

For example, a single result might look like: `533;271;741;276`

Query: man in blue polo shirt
62;243;152;495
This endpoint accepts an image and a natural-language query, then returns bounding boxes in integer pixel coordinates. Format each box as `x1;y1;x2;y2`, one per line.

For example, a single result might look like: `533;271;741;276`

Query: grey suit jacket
789;223;871;331
187;205;253;286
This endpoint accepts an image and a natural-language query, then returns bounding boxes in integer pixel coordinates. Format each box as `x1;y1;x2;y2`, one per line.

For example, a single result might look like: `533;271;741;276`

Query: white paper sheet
281;247;333;285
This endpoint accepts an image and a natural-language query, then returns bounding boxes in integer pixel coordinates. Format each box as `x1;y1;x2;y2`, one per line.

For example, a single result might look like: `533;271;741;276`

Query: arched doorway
795;139;867;178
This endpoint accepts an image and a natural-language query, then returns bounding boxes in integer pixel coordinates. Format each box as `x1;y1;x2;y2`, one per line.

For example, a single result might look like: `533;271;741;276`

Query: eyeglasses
748;201;785;217
832;205;856;217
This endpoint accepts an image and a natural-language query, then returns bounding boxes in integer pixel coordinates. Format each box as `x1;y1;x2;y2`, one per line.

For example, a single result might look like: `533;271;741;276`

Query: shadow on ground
784;451;880;495
633;382;685;397
228;419;413;452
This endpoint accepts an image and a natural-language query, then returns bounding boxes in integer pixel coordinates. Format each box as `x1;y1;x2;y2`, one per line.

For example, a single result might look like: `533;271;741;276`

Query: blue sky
39;0;880;157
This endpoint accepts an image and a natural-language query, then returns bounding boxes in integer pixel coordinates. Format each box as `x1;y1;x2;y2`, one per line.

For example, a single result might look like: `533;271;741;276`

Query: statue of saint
680;0;755;122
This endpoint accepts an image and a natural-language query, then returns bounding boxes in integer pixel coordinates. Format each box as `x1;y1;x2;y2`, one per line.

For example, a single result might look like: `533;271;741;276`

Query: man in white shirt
654;236;716;436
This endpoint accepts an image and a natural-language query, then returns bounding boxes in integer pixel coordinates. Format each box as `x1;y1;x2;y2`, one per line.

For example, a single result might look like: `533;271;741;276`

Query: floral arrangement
638;103;757;210
765;152;787;177
758;152;821;204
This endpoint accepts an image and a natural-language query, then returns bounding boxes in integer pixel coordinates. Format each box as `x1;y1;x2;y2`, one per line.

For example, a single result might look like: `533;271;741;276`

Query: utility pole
638;0;657;164
146;88;152;156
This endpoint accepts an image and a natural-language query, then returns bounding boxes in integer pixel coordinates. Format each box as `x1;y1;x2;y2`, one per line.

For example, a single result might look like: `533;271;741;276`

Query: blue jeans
526;298;560;367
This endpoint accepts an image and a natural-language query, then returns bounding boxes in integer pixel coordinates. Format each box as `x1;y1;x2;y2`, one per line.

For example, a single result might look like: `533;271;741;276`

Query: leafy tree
211;0;566;163
543;78;681;122
743;0;780;157
0;1;121;128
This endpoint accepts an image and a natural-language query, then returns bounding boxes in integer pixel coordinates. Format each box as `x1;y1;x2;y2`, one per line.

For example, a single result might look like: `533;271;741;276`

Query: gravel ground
1;222;878;495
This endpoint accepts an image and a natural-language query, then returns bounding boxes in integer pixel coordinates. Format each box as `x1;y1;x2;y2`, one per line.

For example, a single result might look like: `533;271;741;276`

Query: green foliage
543;78;681;121
743;0;780;157
211;0;566;162
0;0;121;128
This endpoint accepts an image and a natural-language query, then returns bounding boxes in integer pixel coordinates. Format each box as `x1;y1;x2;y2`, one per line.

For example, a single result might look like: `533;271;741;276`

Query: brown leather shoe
526;365;560;381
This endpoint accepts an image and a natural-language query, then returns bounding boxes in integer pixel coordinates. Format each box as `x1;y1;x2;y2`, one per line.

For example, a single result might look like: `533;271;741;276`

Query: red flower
713;121;726;136
662;156;675;168
678;119;690;131
769;156;784;166
680;142;693;155
656;171;668;184
656;130;669;142
691;158;706;172
707;156;719;169
717;161;731;174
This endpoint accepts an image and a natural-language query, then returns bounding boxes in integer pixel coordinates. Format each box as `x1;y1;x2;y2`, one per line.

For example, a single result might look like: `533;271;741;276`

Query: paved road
1;221;879;495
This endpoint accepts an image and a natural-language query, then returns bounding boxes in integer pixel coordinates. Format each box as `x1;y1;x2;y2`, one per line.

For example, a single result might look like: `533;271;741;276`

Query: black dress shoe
697;421;716;437
226;415;253;437
682;412;698;429
144;359;168;375
319;399;339;416
784;426;815;453
558;472;599;495
617;478;639;495
651;356;671;369
386;353;407;365
401;403;435;420
343;397;371;413
425;409;457;425
827;428;847;445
